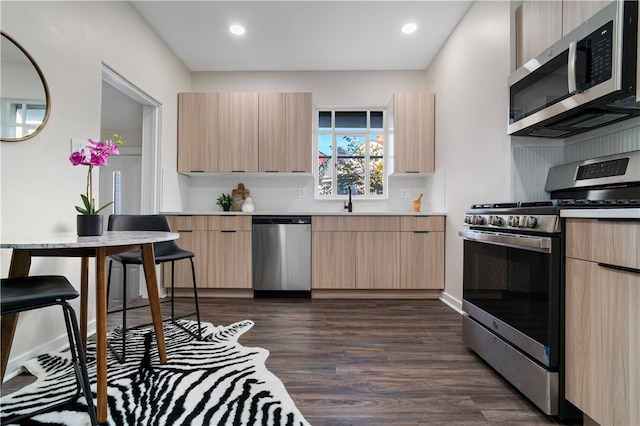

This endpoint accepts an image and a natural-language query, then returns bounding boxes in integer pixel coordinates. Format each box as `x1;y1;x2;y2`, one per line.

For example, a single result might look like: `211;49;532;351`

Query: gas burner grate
519;201;556;208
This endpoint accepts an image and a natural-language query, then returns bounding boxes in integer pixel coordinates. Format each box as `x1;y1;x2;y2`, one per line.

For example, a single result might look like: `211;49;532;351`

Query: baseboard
4;319;97;382
171;288;253;298
312;289;442;299
439;291;463;314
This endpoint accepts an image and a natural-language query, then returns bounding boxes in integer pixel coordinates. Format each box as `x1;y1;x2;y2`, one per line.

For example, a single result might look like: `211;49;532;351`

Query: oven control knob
522;216;537;228
472;215;486;225
464;215;473;224
508;215;519;227
489;216;504;226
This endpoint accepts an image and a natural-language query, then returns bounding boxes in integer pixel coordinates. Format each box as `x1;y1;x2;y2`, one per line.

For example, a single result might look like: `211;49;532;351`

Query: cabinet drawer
566;218;639;269
312;216;401;232
167;215;211;231
210;215;252;231
400;216;445;232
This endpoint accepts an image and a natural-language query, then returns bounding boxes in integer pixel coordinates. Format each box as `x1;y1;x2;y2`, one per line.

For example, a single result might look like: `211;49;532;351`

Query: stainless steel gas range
459;151;640;420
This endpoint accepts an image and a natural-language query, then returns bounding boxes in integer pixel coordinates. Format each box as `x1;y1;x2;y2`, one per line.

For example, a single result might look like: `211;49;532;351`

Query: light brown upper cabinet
515;1;562;69
218;93;259;172
393;93;435;174
515;1;612;69
259;92;312;173
562;1;612;36
178;92;219;173
178;92;312;173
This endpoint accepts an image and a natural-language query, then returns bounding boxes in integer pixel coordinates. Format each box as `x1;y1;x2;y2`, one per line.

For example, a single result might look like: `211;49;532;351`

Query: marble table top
0;231;179;249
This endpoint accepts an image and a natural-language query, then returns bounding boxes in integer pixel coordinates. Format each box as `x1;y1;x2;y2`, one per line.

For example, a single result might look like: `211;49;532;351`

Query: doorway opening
100;64;162;307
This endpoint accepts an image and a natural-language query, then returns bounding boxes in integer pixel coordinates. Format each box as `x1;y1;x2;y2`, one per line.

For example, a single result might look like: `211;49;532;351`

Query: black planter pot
222;206;231;211
77;215;103;236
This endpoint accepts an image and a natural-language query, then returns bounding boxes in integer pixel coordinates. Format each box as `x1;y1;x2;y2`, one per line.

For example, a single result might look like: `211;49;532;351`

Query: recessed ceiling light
230;25;245;36
401;23;417;34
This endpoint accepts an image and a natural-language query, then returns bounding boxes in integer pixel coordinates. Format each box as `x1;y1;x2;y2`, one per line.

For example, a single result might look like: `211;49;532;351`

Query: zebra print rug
1;320;310;426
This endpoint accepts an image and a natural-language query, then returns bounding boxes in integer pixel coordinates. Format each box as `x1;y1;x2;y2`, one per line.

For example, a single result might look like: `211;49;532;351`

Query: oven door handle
458;229;553;253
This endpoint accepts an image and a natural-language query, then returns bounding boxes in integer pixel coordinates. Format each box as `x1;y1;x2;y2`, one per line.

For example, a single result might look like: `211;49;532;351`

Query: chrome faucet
344;186;353;212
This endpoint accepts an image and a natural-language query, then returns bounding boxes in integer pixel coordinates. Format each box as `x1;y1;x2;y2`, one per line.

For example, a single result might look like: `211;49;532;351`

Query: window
1;101;46;139
316;109;385;198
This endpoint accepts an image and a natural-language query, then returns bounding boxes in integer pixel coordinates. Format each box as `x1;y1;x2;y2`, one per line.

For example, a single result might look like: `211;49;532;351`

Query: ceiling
131;1;473;72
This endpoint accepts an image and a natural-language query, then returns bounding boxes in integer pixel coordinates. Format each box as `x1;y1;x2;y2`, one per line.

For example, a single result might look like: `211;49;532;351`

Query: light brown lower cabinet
356;232;400;289
565;218;640;426
311;231;356;289
399;230;445;289
311;215;445;296
165;215;252;291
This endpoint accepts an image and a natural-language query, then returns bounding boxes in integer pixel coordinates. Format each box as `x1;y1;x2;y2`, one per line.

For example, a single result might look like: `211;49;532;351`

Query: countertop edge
560;208;640;219
161;211;448;216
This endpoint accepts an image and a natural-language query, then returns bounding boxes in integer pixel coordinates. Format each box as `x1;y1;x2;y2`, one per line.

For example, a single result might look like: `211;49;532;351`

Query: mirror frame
1;31;51;142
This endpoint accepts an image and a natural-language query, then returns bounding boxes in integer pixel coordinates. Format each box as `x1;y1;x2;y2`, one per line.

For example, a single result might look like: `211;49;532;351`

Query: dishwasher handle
252;216;311;225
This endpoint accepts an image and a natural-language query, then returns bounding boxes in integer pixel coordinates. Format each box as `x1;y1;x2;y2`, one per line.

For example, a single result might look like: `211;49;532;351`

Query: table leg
1;250;32;382
80;257;89;352
140;243;167;364
95;247;108;423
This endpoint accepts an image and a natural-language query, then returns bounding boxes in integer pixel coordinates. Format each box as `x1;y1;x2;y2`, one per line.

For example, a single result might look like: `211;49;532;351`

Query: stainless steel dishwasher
252;216;311;297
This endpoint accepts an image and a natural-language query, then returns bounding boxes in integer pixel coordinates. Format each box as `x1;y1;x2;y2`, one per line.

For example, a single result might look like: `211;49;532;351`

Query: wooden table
0;231;178;423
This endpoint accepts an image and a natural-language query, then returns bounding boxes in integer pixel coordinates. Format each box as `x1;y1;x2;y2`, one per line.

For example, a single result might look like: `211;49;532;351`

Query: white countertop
0;231;179;249
161;210;447;216
560;208;640;219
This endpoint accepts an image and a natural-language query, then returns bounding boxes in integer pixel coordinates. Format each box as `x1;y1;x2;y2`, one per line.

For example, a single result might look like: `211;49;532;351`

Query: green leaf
75;206;89;214
94;201;114;215
80;194;91;210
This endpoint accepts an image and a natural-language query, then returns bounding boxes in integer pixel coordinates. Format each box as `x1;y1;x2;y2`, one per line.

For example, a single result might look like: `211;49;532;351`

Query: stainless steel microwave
508;1;640;138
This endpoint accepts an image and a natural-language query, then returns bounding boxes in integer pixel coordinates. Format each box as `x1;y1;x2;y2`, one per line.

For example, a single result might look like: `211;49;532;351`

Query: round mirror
1;31;50;142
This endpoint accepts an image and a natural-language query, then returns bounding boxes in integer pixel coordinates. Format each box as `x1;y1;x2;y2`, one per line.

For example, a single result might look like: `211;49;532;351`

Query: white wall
0;1;191;377
423;1;512;307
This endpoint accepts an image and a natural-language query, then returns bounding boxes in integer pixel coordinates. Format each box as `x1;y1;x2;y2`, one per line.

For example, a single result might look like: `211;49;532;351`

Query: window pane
370;111;383;129
318;134;332;156
25;104;45;125
318;157;333;195
319;111;332;128
335;111;366;130
336;135;365;195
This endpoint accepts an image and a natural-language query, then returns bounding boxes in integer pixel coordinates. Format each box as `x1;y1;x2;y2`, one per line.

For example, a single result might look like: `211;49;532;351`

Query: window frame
314;107;388;200
1;99;46;139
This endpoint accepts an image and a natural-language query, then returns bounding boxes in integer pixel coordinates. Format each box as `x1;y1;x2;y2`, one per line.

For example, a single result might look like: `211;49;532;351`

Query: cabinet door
312;231;356;289
356;232;400;289
393;93;435;173
163;230;209;289
399;231;444;289
218;93;258;172
258;92;287;172
285;93;312;172
516;1;562;68
177;93;219;172
562;1;612;36
209;230;252;289
565;258;640;425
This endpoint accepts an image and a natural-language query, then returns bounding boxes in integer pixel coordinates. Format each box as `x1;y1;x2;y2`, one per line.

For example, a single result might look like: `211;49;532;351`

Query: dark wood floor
4;297;574;425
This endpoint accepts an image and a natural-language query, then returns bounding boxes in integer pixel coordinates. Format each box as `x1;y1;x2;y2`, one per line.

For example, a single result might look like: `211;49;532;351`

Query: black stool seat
1;276;79;311
110;246;194;265
1;276;97;426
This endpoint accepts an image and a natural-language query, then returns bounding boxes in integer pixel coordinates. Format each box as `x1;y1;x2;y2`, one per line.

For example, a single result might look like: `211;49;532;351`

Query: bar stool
0;276;97;426
106;214;202;362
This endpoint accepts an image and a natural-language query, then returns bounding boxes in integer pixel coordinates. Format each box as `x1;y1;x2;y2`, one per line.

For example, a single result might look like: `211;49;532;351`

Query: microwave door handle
568;40;578;94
